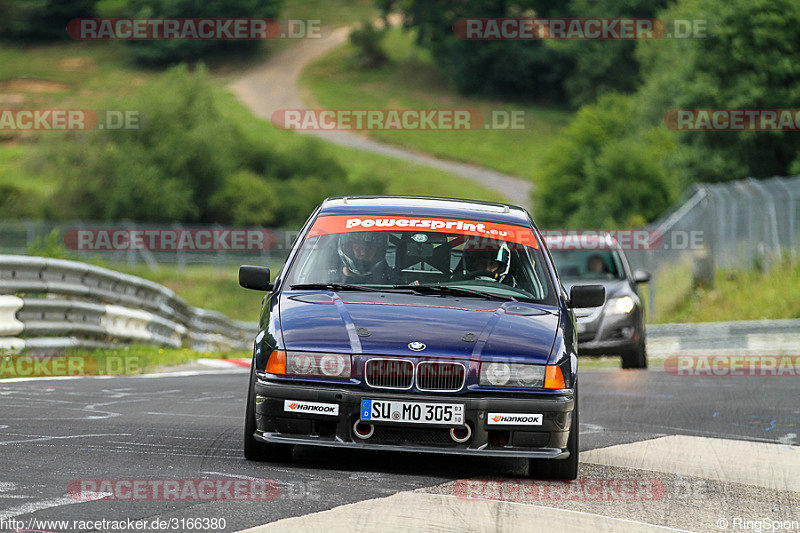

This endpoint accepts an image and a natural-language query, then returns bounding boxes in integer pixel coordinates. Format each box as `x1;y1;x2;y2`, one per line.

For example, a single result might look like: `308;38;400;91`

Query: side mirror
569;285;605;308
239;265;272;291
633;270;651;284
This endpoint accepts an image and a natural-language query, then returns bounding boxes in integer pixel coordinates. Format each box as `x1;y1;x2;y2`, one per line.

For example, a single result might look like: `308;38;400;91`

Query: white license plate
361;399;464;425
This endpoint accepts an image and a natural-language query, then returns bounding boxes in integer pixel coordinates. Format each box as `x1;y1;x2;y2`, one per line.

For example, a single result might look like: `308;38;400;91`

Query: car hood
278;291;560;364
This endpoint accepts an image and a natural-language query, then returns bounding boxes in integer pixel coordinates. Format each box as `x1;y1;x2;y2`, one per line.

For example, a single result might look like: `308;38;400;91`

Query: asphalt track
0;365;798;533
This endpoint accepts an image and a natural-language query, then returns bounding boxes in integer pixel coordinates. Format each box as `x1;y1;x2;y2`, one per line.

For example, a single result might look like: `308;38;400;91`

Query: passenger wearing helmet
333;232;396;284
455;240;512;283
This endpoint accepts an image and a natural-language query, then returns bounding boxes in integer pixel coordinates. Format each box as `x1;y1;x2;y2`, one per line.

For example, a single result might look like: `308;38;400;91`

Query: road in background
230;26;533;207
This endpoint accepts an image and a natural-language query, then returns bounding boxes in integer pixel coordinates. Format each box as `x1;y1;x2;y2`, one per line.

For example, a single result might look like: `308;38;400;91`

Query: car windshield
284;214;557;305
549;249;625;281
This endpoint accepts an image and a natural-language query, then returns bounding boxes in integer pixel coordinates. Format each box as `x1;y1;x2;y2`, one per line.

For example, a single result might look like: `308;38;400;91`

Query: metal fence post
748;178;782;267
773;177;796;263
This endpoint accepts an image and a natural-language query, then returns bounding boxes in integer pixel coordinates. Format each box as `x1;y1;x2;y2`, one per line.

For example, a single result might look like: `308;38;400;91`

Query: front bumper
253;379;574;459
577;309;643;356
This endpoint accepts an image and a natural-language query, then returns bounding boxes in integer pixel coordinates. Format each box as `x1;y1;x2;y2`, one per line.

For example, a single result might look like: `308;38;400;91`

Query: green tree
124;0;283;66
636;0;800;181
0;0;98;41
390;0;571;100
30;66;368;227
552;0;672;106
534;93;677;227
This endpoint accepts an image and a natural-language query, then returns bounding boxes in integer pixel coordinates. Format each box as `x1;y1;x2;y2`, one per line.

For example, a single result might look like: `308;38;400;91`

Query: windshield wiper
395;284;517;302
289;283;380;292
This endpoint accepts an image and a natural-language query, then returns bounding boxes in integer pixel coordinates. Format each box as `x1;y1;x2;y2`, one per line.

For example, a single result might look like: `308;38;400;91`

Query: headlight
286;352;351;378
480;362;545;388
608;296;635;314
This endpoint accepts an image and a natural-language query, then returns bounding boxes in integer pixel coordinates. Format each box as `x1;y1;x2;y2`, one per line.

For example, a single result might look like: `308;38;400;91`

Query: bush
349;20;389;69
550;0;671;107
636;0;800;181
30;65;369;227
391;0;571;100
0;0;98;42
123;0;282;66
534;94;678;228
27;229;76;260
0;184;43;218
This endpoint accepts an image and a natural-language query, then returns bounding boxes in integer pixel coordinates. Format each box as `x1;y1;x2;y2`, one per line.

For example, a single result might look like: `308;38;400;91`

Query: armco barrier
0;255;258;354
645;319;800;357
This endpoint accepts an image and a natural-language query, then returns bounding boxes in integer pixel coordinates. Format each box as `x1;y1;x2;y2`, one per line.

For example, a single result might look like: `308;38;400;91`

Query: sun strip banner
306;215;539;248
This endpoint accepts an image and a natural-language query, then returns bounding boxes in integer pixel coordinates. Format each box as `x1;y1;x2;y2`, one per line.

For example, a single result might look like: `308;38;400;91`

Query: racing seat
394;233;452;284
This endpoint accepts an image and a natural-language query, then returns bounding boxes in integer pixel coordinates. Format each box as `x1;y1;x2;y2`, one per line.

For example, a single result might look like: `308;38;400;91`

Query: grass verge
0;41;505;215
124;263;271;322
654;261;800;323
301;28;572;182
218;92;507;202
281;0;378;28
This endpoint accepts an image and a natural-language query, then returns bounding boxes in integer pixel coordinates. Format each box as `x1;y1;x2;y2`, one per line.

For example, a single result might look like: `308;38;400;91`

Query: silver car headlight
607;296;635;314
479;362;545;388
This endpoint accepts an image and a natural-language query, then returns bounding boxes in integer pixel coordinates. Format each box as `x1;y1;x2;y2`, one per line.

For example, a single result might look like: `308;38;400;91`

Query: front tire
528;383;578;480
621;340;648;369
244;362;293;462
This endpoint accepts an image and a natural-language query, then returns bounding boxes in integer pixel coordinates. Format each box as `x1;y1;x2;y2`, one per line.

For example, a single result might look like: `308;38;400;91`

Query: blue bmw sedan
239;196;604;479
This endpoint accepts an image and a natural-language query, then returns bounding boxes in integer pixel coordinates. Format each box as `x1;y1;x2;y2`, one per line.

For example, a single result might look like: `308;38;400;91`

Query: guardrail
646;319;800;357
0;255;259;354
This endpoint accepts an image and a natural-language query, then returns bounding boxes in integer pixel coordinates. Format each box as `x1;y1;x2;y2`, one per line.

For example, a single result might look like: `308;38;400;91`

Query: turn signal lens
544;365;566;389
265;350;286;375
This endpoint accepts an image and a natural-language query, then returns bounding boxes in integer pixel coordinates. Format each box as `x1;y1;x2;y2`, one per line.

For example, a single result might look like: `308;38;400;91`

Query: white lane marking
201;471;314;495
583;435;800;492
435;494;696;532
106;441;239;453
236;490;694;533
0;433;128;445
621;422;797;445
202;471;264;482
146;411;234;418
197;358;244;368
779;433;797;446
0;492;113;520
0;368;246;383
133;369;247;378
1;375;100;383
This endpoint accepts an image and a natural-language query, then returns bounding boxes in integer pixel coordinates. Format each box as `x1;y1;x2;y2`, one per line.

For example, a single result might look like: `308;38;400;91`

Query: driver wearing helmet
334;232;396;284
